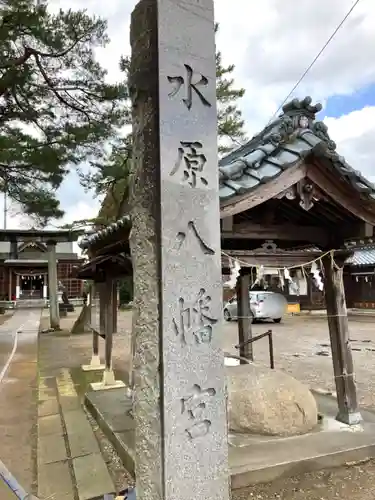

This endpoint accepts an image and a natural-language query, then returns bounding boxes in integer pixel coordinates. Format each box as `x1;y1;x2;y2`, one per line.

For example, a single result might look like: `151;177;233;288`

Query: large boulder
226;363;318;437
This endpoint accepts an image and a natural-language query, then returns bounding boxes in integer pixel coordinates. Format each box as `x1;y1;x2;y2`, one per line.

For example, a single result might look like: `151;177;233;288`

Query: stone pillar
322;253;362;425
15;274;20;299
47;241;60;330
236;272;253;362
82;282;105;372
129;1;230;498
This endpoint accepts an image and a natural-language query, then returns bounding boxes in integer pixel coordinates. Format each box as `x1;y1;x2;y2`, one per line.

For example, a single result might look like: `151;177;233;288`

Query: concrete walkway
37;368;115;500
0;309;41;499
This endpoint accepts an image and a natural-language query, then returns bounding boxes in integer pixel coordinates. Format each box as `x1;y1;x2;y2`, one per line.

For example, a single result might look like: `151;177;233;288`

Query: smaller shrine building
0;228;84;301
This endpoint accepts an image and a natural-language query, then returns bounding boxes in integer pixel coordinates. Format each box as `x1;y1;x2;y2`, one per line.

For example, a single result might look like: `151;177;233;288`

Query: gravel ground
233;460;375;500
221;315;375;409
41;309;375;499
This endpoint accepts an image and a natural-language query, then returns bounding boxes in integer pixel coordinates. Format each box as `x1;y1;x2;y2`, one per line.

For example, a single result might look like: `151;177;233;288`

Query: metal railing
235;329;274;369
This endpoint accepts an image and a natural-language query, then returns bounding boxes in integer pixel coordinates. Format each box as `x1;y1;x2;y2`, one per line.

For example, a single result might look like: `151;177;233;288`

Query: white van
223;290;287;323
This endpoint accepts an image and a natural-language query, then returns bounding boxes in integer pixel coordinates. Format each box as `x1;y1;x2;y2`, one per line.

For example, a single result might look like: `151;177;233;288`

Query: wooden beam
307;162;375;225
222;216;233;232
223;222;328;245
220;162;307;218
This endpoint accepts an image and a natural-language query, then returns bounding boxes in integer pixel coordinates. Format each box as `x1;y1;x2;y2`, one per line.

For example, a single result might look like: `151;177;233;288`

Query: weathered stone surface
73;453;114;500
38;460;75;500
227;364;318;436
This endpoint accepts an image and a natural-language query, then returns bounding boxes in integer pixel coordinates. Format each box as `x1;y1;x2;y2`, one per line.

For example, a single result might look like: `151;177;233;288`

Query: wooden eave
219;159;375;226
87;226;131;257
76;253;132;281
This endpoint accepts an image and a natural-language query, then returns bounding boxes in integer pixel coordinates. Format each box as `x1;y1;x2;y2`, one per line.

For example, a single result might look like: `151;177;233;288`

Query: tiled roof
347;246;375;266
218;96;375;203
81;96;375;250
79;215;130;250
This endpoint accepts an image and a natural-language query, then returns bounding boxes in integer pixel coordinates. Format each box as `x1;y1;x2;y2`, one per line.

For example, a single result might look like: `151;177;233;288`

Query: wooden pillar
322;254;362;425
112;281;118;334
236;272;253;362
89;279;124;389
104;279;114;372
92;284;100;359
47;241;60;329
99;283;105;335
8;269;12;301
82;282;105;371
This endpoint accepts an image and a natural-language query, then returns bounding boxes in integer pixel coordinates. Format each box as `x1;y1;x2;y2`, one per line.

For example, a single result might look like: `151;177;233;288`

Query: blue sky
323;84;375;118
7;0;375;230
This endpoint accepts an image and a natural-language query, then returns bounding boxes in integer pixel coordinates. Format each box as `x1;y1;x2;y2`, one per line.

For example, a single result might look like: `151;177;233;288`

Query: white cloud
324;106;375;184
6;0;375;230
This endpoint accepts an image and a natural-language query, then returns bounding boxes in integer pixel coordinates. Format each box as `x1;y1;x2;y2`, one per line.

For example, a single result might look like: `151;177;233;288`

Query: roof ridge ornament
281;96;322;120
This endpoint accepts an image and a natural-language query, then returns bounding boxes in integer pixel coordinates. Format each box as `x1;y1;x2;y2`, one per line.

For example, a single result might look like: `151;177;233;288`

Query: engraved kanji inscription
167;64;211;110
173;288;218;346
176;221;214;255
181;384;216;439
170;141;208;188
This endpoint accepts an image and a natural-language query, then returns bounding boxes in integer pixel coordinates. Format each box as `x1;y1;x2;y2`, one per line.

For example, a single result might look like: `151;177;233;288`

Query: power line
268;0;361;124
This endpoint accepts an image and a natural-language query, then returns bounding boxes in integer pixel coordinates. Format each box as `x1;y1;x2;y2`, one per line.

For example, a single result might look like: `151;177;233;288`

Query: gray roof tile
82;96;375;250
218;96;375;203
347;247;375;266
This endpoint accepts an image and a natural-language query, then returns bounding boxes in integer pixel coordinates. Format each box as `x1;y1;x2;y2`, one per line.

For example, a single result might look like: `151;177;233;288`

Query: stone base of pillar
89;368;125;391
81;354;105;372
336;410;363;426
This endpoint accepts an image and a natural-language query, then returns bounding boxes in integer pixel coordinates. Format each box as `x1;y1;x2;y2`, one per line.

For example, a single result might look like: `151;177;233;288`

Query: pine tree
0;0;128;225
215;23;246;154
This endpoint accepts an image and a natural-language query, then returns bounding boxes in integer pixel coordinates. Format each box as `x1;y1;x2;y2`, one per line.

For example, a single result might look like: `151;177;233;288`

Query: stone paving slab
38;397;59;417
38;413;64;437
85;388;135;476
37;432;68;465
63;409;101;458
73;453;115;500
37;367;115;499
37;460;75;500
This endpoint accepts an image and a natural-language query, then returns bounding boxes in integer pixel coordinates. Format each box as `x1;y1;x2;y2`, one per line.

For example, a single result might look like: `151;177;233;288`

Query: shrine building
0;228;84;302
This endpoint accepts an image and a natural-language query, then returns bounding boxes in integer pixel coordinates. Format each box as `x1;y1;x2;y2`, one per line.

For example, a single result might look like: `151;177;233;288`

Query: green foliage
119;276;133;305
82;25;246;221
215;23;247;154
0;0;128;225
